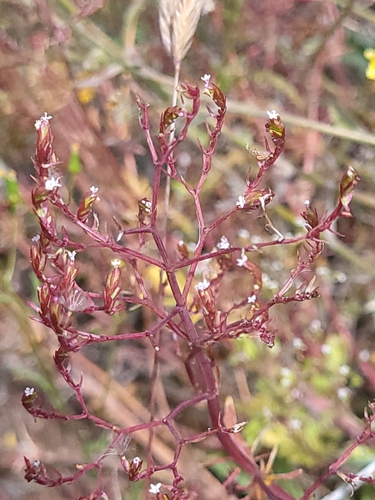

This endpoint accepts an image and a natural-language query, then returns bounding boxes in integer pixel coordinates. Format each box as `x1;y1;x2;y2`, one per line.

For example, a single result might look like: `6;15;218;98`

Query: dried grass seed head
158;0;215;66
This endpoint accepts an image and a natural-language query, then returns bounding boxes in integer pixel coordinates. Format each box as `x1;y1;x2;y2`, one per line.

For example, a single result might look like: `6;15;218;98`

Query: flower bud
104;260;123;313
339;166;360;217
126;456;143;481
138;198;152;224
265;110;285;145
34;113;55;167
77;187;99;222
32;186;49;207
160;106;183;134
201;76;226;111
177;240;189;260
22;387;38;412
301;201;319;229
30;238;46;280
243;188;274;211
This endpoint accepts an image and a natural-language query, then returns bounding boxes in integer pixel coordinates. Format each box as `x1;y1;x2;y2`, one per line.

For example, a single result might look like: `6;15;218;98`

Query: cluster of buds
32;248;86;336
238;188;275;212
32;113;63;209
30;238;93;352
195;281;225;338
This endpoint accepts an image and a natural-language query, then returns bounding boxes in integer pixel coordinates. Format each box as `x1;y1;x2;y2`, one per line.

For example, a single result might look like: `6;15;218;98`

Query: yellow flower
364;48;375;80
77;87;96;104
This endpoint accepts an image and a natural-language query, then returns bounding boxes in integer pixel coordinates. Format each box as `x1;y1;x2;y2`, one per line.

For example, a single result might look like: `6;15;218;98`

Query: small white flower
289;419;302;430
359;349;371;362
309;319;322;331
321;344;331;355
236;195;246;209
280;367;292;378
24;387;35;397
316;266;329;276
337;387;351;401
334;271;347;284
304;199;310;208
217;236;230;250
111;259;122;268
292;338;305;350
247;295;256;304
149;483;162;494
265;277;279;289
31;235;40;243
90;186;99;194
34;112;52;130
201;74;211;86
132;456;141;467
236;249;248;267
195;278;210;291
291;388;302;399
238;228;250;239
339;364;350;376
267;109;279;120
45;177;61;191
250;235;263;244
67;250;76;261
33;459;40;467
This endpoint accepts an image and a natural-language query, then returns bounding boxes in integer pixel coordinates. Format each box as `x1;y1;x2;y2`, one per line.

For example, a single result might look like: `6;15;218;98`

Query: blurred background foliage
1;0;375;499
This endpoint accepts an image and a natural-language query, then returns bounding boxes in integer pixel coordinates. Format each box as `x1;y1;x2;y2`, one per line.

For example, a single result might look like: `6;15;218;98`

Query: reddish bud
77;187;99;222
32;186;49;207
177;240;189;260
301;200;319;229
243;188;274;211
30;237;46;280
22;387;38;412
34;113;56;168
177;82;200;101
138;198;152;224
201;76;226;111
339;165;360;217
127;456;143;481
104;260;123;313
160;106;183;134
37;283;51;317
259;327;276;347
265;110;285;145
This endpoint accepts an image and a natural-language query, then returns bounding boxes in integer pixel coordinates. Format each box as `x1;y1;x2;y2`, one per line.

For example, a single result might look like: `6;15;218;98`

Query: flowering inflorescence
24;81;362;500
